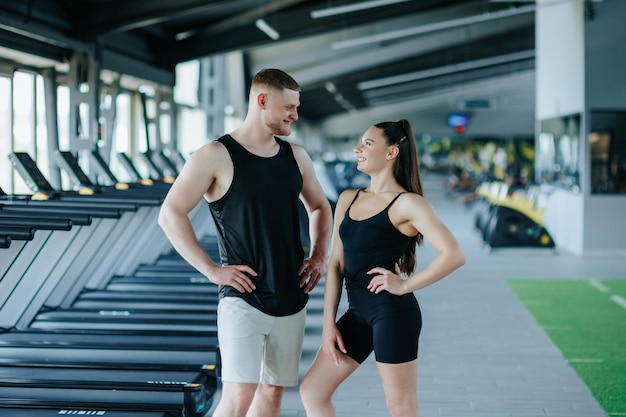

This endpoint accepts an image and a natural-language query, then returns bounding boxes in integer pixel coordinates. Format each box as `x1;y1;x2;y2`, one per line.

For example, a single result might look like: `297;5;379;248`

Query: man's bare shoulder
284;141;314;174
285;141;308;158
188;140;229;164
197;140;227;154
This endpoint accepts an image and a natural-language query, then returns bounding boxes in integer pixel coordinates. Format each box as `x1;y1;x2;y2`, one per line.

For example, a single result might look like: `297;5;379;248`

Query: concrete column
538;0;626;254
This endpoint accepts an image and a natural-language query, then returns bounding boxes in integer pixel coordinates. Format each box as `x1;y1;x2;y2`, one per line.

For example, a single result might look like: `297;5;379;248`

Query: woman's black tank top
208;135;306;316
339;189;414;289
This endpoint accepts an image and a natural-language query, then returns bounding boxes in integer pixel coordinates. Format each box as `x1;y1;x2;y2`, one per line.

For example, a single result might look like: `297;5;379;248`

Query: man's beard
267;117;291;136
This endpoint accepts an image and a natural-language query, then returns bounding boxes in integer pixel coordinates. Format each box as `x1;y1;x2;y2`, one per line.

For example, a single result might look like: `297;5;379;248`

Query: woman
299;119;465;417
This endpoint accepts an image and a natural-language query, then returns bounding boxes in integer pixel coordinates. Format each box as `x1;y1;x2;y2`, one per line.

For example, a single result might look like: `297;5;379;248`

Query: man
158;68;332;417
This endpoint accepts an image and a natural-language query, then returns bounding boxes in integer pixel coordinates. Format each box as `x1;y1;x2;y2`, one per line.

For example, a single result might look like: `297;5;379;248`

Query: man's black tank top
339;189;414;290
208;134;307;316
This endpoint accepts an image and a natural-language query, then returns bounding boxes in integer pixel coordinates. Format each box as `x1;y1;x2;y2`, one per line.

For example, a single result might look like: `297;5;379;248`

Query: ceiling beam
177;0;309;39
0;8;92;53
288;13;532;86
363;57;535;105
359;49;535;91
164;0;433;64
330;3;534;49
77;0;247;38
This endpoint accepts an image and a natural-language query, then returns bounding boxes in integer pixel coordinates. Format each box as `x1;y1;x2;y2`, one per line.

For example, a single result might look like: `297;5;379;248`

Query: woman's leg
376;359;419;417
299;349;360;417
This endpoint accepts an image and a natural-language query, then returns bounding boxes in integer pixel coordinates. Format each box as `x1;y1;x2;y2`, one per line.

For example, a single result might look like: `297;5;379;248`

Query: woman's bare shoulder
396;192;435;214
334;188;360;211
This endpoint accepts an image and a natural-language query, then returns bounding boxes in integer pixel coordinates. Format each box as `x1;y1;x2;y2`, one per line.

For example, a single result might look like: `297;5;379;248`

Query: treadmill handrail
0;217;73;231
1;197;139;212
1;204;121;220
0;226;35;240
0;211;91;226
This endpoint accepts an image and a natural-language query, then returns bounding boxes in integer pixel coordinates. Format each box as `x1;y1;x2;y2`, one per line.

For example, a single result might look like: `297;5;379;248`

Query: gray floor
279;174;623;417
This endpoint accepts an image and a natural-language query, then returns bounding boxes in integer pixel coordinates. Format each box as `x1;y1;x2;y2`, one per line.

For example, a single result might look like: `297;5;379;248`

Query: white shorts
217;296;306;387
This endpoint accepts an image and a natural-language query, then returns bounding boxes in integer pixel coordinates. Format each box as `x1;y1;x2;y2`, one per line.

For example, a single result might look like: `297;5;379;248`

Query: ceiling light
331;4;535;49
322;82;355;112
255;19;280;40
175;30;196;41
358;50;535;90
311;0;412;19
324;82;337;94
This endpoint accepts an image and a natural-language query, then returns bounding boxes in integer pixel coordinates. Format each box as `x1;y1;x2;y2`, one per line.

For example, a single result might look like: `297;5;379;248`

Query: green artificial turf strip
507;279;626;416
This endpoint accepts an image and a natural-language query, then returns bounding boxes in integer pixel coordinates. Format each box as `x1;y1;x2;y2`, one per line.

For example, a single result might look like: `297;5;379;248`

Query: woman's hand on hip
367;263;407;295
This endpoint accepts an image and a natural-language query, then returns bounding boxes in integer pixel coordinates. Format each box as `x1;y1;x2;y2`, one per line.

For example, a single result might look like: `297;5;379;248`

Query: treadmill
1;203;220;337
26;231;221;332
9;151;168;206
0;165;220;415
0;239;219;414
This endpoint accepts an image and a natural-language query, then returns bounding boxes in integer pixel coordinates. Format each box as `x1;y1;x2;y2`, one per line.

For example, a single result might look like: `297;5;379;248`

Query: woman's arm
320;189;357;364
367;193;465;295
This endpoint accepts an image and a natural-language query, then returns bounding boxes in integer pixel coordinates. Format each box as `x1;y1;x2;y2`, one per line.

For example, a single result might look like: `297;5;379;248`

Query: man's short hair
252;68;300;92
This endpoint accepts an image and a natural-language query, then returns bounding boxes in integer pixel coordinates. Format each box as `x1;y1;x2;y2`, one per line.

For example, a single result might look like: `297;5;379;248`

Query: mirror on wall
537;114;581;192
589;110;626;194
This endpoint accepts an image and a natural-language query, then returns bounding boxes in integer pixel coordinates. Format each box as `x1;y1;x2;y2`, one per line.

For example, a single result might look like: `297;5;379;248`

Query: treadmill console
8;152;57;193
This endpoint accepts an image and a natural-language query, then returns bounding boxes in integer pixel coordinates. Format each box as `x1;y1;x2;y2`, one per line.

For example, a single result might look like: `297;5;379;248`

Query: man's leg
213;381;257;417
216;298;271;416
247;383;285;417
250;306;306;416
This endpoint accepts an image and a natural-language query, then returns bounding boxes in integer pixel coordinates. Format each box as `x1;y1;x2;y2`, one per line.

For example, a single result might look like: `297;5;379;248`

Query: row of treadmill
0;149;222;416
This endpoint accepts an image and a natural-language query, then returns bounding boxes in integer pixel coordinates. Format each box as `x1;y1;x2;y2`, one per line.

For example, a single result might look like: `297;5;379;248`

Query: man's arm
158;142;257;293
291;145;333;293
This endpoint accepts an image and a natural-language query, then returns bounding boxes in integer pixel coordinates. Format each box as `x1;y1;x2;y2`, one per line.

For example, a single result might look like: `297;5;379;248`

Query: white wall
321;70;536;138
322;105;536;139
535;0;586;253
543;188;584;254
542;189;626;254
535;0;585;119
